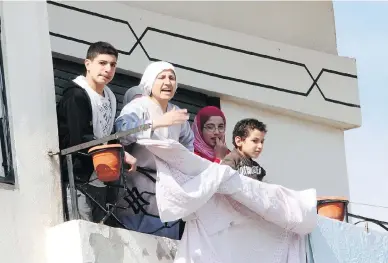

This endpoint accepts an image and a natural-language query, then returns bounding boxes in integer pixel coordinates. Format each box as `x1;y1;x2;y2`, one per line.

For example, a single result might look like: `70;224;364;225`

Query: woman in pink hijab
192;106;230;163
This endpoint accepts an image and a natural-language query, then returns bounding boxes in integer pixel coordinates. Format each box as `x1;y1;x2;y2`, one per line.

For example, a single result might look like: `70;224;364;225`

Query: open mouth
161;89;173;94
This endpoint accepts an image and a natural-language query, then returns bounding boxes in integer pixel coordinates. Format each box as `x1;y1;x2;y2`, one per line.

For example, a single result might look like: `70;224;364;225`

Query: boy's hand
214;137;229;159
124;151;137;172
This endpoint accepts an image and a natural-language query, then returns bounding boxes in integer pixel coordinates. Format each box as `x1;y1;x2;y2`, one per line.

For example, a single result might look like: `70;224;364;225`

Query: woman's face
202;116;225;147
151;69;177;102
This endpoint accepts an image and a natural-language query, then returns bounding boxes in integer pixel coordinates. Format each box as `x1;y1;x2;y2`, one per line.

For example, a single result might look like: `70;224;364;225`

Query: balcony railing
44;126;388;263
52;125;388;236
51;124;151;223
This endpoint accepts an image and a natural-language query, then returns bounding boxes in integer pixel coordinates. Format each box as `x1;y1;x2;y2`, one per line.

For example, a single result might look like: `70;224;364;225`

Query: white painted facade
122;1;339;55
47;220;178;263
0;1;361;263
0;2;63;263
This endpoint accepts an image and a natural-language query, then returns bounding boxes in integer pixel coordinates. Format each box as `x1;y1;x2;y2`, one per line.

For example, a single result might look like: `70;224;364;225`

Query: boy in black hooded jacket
57;42;136;221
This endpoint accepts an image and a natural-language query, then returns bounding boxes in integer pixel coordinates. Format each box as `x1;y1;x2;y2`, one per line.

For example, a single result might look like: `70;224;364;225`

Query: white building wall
47;1;360;129
123;1;339;55
47;220;178;263
0;2;63;263
222;99;348;195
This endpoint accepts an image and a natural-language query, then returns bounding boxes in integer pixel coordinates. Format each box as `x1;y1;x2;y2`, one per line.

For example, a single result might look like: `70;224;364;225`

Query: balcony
46;217;388;263
45;129;388;263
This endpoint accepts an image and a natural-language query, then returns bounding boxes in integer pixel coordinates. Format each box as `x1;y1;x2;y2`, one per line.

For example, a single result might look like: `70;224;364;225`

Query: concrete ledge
46;220;177;263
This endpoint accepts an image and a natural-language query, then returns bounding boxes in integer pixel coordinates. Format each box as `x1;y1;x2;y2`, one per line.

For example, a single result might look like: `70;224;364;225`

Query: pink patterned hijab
192;106;226;161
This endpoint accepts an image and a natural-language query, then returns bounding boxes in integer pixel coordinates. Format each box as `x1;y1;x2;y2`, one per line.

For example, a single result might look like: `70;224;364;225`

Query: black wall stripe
47;0;360;108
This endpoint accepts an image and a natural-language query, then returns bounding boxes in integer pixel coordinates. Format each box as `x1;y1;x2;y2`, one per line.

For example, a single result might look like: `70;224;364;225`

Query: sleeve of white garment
226;178;317;235
115;100;153;145
138;139;233;220
179;120;194;152
139;139;317;235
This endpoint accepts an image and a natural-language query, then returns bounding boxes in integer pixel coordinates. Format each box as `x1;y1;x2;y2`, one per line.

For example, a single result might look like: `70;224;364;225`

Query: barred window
0;22;14;184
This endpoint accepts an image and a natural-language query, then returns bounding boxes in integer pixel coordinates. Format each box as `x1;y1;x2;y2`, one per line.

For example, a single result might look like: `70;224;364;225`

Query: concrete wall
122;1;339;55
0;2;63;263
222;99;348;195
47;1;360;129
47;220;177;263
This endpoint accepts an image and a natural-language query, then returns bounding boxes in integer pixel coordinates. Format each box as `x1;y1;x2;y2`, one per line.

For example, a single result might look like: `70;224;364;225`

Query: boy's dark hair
232;118;267;148
86;41;118;60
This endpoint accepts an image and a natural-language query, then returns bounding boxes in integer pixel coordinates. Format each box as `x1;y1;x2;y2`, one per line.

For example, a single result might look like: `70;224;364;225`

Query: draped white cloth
137;139;318;263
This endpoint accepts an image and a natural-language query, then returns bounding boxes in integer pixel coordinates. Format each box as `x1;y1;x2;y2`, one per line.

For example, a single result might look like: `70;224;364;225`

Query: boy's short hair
86;41;118;60
232;118;267;148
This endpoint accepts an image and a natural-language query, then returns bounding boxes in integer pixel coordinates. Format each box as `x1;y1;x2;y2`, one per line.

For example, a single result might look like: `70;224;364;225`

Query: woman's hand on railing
124;151;137;172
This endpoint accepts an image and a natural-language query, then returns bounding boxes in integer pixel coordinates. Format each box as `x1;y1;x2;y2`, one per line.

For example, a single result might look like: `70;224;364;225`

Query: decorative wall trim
47;1;359;109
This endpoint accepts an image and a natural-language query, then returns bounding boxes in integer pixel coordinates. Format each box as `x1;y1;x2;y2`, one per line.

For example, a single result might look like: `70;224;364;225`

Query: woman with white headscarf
114;61;193;239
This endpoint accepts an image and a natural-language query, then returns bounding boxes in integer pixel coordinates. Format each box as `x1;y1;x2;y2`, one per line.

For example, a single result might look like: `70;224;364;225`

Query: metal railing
50;124;151;222
349;213;388;232
52;131;388;234
51;123;183;237
317;198;388;232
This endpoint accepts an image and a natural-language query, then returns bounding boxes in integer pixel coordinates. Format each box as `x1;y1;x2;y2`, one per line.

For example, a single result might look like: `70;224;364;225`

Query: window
53;57;220;123
0;22;14;184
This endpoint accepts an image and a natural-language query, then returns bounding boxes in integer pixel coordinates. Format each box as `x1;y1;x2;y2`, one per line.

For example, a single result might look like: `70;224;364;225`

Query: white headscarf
139;61;177;96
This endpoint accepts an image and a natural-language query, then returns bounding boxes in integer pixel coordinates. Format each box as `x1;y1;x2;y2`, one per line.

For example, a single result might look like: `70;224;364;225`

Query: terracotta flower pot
88;144;123;182
317;196;349;221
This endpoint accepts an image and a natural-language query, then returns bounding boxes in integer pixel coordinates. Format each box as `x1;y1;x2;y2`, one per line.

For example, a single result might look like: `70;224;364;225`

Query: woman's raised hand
152;106;189;130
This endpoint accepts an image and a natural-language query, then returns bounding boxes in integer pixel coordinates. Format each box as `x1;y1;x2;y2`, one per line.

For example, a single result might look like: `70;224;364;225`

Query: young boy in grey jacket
221;118;267;181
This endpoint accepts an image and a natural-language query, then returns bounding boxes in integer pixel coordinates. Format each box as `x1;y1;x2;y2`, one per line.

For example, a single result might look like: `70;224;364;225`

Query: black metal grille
0;24;14;184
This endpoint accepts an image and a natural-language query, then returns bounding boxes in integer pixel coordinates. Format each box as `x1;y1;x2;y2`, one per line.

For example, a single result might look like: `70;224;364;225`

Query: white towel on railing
138;139;317;263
